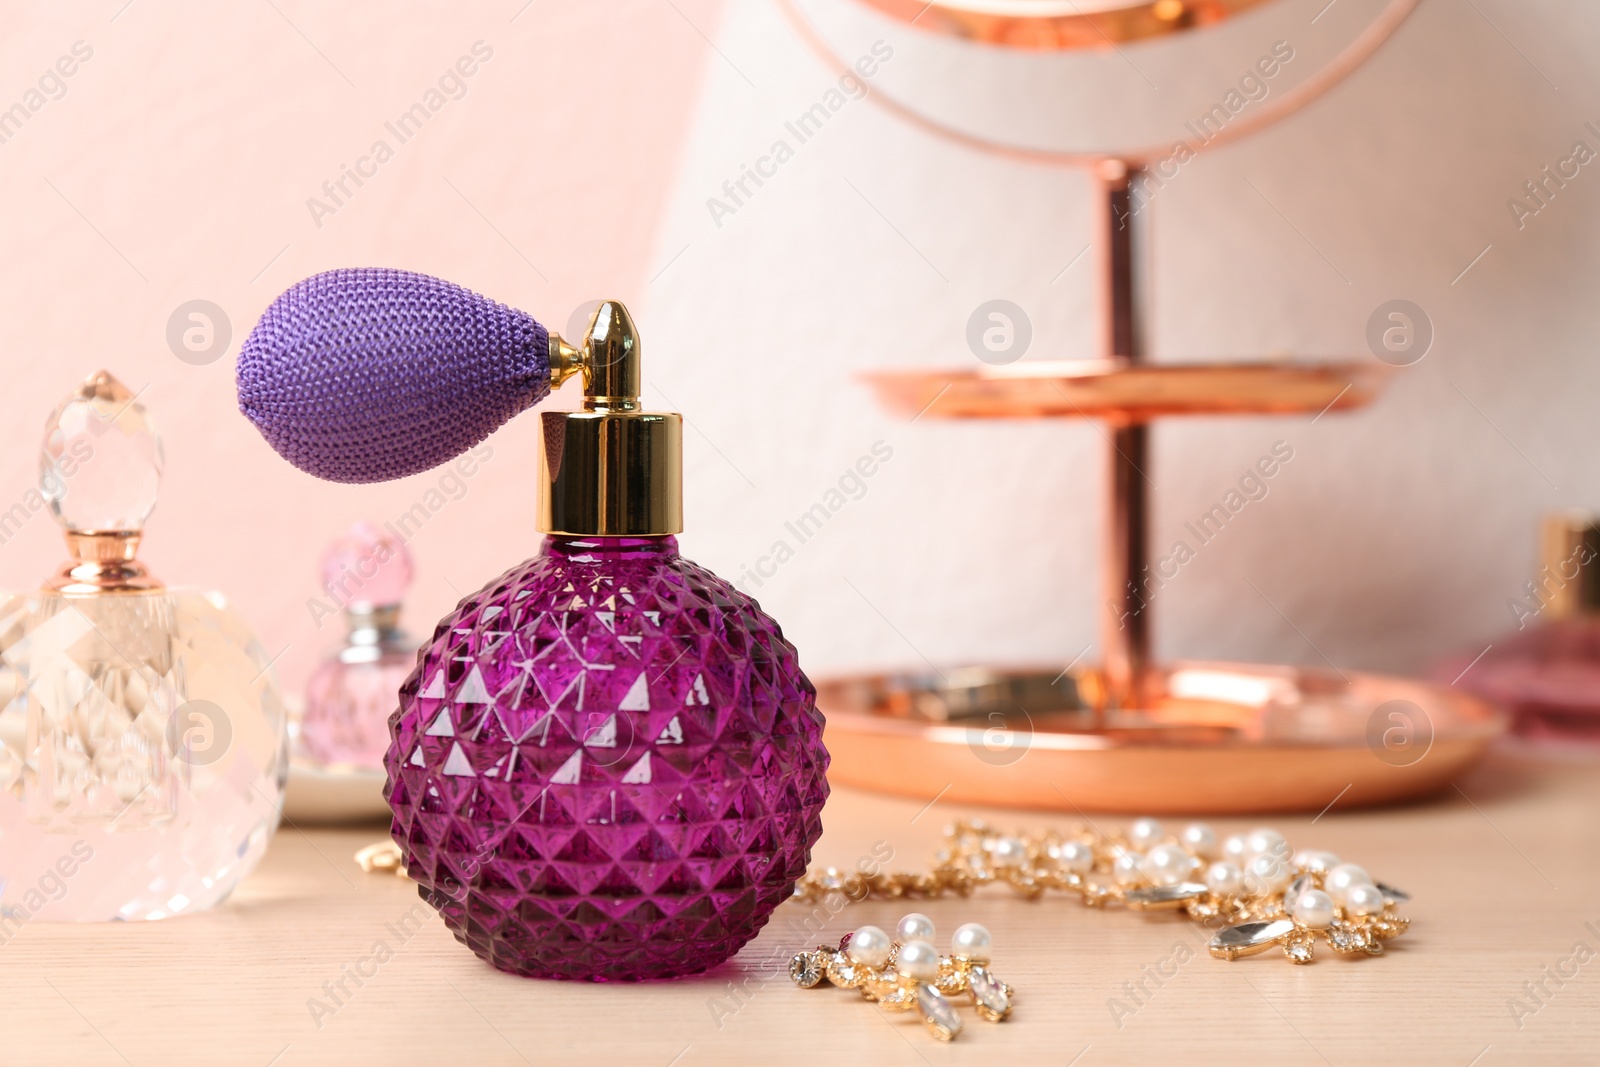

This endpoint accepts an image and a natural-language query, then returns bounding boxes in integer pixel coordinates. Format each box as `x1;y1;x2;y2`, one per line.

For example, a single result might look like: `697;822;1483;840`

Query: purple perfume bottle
300;523;418;770
394;533;824;979
238;269;829;980
1434;513;1600;745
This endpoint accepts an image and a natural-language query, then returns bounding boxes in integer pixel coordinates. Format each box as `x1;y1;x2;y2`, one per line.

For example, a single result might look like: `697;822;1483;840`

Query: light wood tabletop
3;750;1596;1066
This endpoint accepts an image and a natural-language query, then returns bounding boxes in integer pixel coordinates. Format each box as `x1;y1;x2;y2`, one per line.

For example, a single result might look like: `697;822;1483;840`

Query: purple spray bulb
237;267;551;483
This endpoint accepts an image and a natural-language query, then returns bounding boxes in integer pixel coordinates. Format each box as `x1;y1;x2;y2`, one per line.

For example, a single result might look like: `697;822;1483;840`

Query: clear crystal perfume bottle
0;371;287;921
299;523;418;769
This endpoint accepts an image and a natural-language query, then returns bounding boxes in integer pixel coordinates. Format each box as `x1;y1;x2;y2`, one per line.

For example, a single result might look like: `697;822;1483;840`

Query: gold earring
791;912;1012;1042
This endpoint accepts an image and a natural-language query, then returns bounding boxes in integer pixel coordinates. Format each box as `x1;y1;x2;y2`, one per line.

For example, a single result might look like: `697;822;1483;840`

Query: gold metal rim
851;0;1279;50
774;0;1424;166
45;531;163;595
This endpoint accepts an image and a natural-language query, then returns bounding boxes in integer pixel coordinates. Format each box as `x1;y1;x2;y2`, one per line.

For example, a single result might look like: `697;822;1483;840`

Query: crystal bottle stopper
41;370;164;594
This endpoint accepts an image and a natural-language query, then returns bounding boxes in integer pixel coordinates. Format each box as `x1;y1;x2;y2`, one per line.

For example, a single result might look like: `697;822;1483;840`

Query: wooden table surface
3;750;1596;1066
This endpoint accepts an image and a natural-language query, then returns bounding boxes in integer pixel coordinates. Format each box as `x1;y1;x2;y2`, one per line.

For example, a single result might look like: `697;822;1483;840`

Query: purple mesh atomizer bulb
239;268;829;980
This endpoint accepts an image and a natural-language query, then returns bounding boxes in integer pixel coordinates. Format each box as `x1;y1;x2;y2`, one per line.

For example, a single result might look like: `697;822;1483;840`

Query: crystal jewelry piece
354;840;405;875
0;371;288;920
298;522;418;770
792;914;1013;1042
792;818;1410;965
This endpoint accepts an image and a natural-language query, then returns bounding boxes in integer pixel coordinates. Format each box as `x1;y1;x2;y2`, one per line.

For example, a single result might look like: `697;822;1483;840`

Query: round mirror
779;0;1419;162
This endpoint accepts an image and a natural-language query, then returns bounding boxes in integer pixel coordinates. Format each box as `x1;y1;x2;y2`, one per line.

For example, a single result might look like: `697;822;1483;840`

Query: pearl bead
1324;863;1374;904
1113;852;1145;886
847;925;892;969
1345;883;1386;917
1054;840;1094;874
1181;823;1218;860
896;913;935;944
1245;827;1288;861
991;836;1027;868
1129;817;1164;850
1223;834;1247;861
1205;861;1243;895
1244;852;1292;896
1141;843;1196;886
1294;849;1339;874
1291;888;1335;929
896;939;941;982
950;923;992;961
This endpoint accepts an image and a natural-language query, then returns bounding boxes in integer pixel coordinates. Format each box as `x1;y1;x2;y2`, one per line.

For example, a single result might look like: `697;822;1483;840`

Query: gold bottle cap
540;301;683;537
1539;511;1600;619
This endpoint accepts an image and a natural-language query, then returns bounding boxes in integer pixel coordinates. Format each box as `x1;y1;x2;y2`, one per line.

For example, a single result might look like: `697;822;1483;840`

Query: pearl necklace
791;817;1412;967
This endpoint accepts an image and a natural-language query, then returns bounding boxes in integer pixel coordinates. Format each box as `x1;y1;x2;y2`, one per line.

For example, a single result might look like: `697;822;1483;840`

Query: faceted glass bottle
384;534;829;980
0;372;287;921
300;523;418;770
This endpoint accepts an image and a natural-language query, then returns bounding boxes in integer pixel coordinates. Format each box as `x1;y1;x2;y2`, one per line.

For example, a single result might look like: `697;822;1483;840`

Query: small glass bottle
0;371;287;921
299;523;418;770
1434;513;1600;744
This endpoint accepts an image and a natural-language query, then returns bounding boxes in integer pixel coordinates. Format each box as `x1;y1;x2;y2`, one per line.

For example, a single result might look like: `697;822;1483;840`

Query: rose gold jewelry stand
780;0;1507;813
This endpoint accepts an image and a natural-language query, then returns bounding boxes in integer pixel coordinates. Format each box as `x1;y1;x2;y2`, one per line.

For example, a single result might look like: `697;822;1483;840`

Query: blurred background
0;0;1594;701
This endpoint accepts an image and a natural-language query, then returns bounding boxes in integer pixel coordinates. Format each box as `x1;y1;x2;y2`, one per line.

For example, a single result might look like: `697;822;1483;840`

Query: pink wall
0;1;722;698
9;0;1595;699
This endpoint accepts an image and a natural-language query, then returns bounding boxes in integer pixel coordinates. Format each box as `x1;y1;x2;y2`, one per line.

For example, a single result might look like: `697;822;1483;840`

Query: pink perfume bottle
1435;513;1600;744
238;270;830;980
0;371;287;921
299;523;418;770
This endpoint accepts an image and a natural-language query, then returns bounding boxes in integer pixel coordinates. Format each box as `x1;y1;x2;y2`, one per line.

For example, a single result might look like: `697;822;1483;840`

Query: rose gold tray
862;360;1388;421
818;662;1507;814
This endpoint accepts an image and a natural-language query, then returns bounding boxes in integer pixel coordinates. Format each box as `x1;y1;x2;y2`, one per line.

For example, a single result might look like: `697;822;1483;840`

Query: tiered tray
819;357;1505;812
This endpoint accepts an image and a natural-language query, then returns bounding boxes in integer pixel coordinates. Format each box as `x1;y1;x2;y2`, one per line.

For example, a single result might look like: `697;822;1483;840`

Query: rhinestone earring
791;913;1012;1042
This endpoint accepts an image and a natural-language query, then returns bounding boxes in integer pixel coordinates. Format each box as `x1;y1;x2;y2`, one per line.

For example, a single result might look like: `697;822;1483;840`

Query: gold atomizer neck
1540;512;1600;619
540;301;683;537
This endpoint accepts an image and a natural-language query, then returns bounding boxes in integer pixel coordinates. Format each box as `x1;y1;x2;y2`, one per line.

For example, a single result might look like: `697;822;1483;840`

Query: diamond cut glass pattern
0;589;288;920
384;536;829;980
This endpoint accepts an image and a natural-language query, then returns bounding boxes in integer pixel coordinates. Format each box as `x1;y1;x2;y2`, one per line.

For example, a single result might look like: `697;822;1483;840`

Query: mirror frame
776;0;1423;165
